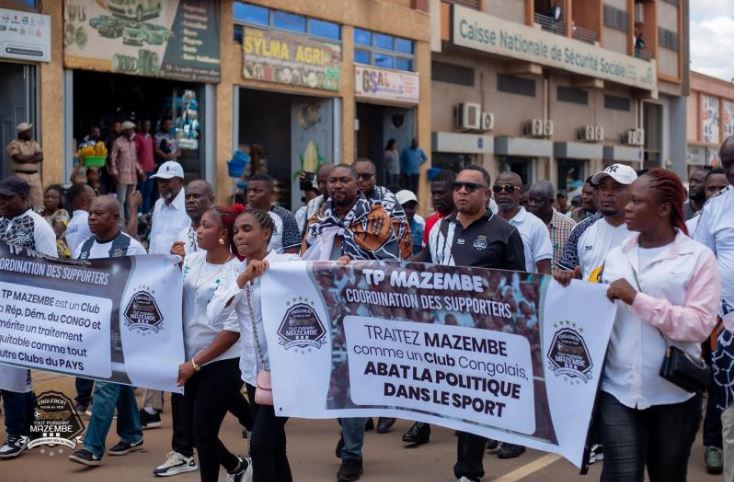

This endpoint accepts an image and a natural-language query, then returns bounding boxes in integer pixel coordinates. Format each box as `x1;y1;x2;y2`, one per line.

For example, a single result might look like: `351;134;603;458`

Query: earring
218;238;225;246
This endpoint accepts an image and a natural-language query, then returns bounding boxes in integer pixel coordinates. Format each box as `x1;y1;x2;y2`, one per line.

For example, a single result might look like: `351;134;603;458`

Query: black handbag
628;262;711;393
659;345;711;393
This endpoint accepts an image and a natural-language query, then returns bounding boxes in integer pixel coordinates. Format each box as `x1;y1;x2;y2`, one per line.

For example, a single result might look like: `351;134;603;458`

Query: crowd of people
0;131;732;482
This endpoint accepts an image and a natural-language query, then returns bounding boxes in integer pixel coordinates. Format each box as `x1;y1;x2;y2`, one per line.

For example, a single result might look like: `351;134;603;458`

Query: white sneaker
226;456;253;482
588;444;604;465
0;436;28;459
154;451;198;477
457;477;477;482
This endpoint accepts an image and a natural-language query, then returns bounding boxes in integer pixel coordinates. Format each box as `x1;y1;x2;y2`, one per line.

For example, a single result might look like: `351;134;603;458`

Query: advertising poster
64;0;221;82
0;7;51;62
702;94;721;145
242;26;341;91
355;65;420;104
261;261;617;467
0;241;185;393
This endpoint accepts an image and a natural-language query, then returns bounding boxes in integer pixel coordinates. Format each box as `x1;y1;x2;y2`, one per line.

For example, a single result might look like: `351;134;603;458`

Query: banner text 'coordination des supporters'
261;261;616;467
0;241;185;393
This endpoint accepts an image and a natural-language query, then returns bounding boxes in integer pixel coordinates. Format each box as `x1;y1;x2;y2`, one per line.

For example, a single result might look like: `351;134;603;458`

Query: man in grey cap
6;122;43;210
109;120;142;221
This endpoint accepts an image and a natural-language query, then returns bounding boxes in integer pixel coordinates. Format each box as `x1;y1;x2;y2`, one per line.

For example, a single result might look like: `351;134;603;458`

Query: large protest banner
261;261;616;467
0;241;184;393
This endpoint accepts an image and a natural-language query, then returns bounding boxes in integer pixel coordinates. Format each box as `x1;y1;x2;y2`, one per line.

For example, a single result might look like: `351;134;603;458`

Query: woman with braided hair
154;204;252;481
208;207;300;482
594;168;720;481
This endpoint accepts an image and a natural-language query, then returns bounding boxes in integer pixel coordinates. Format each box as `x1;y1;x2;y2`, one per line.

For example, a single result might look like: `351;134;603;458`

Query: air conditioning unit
523;119;544;137
454;103;481;130
622;128;645;146
481;112;495;131
577;125;596;142
544;119;554;137
635;128;645;146
594;125;604;142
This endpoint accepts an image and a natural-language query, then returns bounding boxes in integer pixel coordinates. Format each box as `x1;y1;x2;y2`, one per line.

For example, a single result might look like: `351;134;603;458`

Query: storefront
62;0;221;182
0;4;50;177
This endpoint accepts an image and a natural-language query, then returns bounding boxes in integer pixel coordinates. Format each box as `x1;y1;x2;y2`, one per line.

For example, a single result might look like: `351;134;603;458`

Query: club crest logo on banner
546;323;593;383
124;288;164;333
28;390;85;454
278;297;326;352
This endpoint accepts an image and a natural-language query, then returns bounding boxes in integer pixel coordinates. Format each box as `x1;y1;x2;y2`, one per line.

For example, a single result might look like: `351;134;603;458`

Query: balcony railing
635;47;653;60
572;25;598;44
534;12;566;36
445;0;481;9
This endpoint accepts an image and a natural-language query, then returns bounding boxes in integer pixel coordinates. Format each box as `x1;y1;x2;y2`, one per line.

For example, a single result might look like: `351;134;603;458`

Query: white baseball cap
591;164;638;185
395;190;418;205
151;161;184;180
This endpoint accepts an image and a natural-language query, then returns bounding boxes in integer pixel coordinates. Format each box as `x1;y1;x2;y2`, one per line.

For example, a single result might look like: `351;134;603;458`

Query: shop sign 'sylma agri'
242;27;341;91
63;0;221;82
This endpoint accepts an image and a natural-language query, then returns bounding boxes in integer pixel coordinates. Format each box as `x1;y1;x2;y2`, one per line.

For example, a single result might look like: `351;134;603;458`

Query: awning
494;136;553;157
432;132;494;154
553;141;603;160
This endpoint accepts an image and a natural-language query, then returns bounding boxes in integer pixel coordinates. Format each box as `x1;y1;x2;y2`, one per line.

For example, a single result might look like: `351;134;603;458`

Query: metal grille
432;61;475;87
497;74;536;97
557;86;589;105
444;0;481;8
573;26;598;44
604;95;631;111
534;12;566;36
658;27;679;51
603;4;629;32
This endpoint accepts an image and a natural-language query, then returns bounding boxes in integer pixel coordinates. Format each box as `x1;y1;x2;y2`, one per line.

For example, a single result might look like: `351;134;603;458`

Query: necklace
192;254;233;295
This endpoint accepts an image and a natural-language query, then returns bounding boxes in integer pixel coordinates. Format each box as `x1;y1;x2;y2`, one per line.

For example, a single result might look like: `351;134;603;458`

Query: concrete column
39;0;64;186
341;26;355;165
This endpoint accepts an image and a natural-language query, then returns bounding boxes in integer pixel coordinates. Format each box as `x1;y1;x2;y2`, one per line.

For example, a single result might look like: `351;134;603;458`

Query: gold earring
218;238;225;246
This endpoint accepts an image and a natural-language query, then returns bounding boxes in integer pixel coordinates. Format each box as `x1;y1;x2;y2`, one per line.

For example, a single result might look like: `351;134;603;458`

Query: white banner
0;242;185;393
261;260;616;467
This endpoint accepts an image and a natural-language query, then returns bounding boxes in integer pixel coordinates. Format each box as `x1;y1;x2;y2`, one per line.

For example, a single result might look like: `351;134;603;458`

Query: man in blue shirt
399;138;427;193
396;189;424;256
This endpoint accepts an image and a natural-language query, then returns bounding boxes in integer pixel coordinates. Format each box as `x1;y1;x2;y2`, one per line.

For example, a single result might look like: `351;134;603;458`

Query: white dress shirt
507;207;553;273
149;188;190;255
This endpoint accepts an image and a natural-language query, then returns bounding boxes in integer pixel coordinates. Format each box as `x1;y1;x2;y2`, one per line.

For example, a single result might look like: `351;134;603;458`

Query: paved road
0;373;721;482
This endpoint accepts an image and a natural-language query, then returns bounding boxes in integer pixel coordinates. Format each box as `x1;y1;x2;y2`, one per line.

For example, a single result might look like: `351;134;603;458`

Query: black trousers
599;391;701;482
453;431;487;480
171;358;243;482
246;384;292;482
75;378;94;407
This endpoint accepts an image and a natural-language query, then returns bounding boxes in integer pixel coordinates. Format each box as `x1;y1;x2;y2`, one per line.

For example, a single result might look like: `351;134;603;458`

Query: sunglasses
452;182;487;193
356;173;376;180
492;184;521;194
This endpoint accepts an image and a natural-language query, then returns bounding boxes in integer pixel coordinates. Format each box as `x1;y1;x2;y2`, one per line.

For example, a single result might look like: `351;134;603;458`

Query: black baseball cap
0;175;30;198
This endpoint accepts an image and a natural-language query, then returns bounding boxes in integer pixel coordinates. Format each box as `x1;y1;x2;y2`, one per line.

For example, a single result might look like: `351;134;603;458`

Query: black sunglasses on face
452;182;487;193
492;184;521;194
357;173;376;180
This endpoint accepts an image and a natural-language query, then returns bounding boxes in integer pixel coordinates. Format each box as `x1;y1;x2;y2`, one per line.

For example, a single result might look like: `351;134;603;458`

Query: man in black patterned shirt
247;174;301;254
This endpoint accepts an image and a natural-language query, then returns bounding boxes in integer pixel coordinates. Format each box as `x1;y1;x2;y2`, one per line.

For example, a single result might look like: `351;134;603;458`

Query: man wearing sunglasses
354;158;413;259
424;165;525;482
494;172;553;277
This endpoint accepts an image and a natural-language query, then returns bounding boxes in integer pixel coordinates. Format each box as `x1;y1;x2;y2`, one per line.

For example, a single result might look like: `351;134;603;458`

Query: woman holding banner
156;204;252;482
592;169;719;482
208;207;300;482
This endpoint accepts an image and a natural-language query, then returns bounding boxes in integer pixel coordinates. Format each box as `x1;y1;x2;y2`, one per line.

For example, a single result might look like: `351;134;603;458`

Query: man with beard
685;168;707;220
353;158;412;259
570;177;597;223
421;170;457;248
303;164;398;482
141;161;190;427
304;163;335;222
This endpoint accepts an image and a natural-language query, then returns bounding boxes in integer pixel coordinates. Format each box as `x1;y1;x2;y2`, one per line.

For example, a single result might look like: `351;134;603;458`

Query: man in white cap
395;189;425;256
109;120;143;220
6;122;43;210
140;160;190;427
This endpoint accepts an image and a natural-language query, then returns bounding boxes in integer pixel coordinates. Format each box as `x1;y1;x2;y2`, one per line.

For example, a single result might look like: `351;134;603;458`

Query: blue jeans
599;391;701;482
1;390;35;438
338;418;365;460
83;382;142;458
137;172;155;214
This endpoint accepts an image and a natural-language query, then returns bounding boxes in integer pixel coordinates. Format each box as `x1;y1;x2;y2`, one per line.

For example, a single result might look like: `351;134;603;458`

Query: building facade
430;0;689;191
686;71;734;173
0;0;431;208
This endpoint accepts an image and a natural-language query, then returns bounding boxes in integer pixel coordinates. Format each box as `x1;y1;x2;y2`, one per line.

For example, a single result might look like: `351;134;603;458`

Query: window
352;29;415;72
557;86;588;105
658;27;679;51
497;74;536;97
233;3;341;43
603;5;628;32
0;0;37;11
605;95;631;111
432;61;475;87
273;11;306;33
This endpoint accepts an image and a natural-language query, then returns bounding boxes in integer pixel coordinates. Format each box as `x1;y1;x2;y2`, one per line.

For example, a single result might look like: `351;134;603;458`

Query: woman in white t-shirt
154;205;251;482
597;169;719;481
208;208;299;482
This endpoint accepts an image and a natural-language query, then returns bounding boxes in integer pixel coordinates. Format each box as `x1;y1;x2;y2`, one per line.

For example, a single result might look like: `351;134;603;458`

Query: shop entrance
238;88;335;210
355;103;414;188
499;156;535;186
556;158;587;193
72;70;204;179
0;62;37;178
